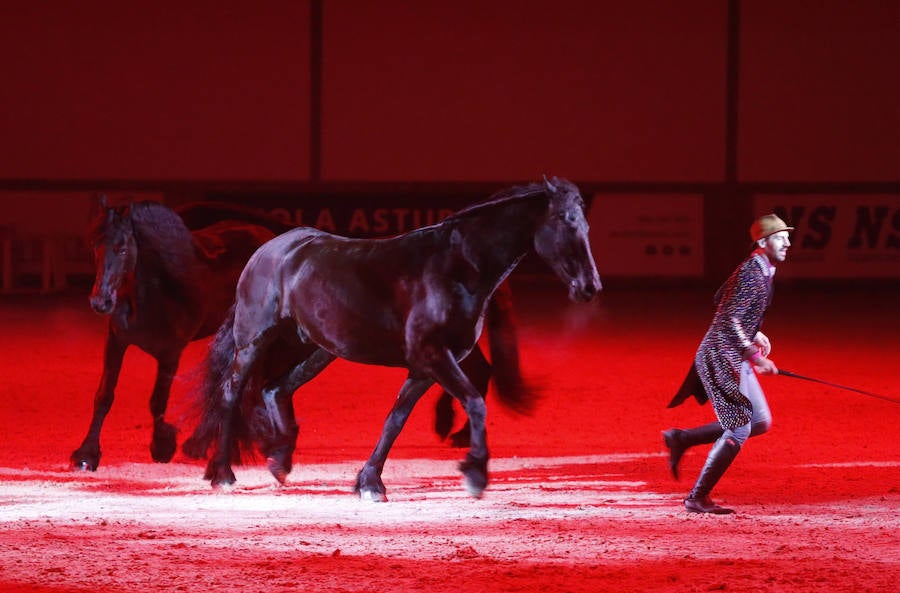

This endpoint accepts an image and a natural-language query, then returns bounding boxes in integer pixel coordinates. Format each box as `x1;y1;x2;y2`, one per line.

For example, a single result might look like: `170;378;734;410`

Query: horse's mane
129;202;196;265
446;183;545;222
93;201;199;281
445;177;576;223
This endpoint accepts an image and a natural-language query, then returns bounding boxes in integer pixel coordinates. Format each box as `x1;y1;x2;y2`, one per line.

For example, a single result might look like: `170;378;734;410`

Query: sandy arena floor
0;281;897;592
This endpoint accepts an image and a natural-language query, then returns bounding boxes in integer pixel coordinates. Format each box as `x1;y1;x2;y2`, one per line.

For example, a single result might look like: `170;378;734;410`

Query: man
664;213;793;514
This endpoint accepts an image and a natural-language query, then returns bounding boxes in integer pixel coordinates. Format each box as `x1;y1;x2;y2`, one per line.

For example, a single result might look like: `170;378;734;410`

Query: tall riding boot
662;422;723;480
683;436;741;514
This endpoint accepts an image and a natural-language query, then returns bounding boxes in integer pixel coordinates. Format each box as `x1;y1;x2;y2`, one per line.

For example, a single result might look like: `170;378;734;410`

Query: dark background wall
1;0;897;285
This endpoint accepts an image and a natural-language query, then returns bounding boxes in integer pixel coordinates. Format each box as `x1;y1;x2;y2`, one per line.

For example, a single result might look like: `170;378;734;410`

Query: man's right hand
754;357;778;375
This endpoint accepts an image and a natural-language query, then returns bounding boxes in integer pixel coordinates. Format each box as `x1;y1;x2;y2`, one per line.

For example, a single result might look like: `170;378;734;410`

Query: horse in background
189;176;600;500
70;197;282;471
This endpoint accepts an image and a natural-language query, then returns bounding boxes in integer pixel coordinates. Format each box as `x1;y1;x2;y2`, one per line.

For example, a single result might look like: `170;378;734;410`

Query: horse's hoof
211;469;236;487
206;460;236;488
355;467;387;501
462;477;486;499
212;480;236;492
266;454;291;485
459;456;488;498
70;449;100;472
358;489;387;502
211;475;236;490
73;459;98;472
150;424;178;463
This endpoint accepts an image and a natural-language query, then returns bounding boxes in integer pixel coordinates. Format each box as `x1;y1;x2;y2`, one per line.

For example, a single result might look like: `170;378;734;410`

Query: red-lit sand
1;282;897;593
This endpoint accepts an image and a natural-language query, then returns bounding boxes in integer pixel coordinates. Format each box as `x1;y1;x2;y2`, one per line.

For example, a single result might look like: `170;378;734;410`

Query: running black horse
179;202;532;447
70;197;281;471
191;176;600;500
181;278;528;474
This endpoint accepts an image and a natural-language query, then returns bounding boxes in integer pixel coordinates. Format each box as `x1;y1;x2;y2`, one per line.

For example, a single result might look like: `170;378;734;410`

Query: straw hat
750;214;794;242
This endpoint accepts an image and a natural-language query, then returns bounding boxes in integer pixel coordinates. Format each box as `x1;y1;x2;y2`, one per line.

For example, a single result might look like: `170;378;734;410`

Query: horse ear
87;193;109;231
542;175;557;194
119;204;133;224
89;193;108;218
106;201;131;227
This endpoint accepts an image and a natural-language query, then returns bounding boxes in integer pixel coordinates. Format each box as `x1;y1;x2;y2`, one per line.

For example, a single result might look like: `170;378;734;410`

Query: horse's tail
485;281;536;415
182;305;255;462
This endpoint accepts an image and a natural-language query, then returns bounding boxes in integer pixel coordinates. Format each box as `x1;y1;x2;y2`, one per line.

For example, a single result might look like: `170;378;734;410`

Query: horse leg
205;340;264;488
428;350;491;498
148;350;181;463
433;391;455;441
258;348;336;484
71;330;127;471
445;345;491;448
355;376;434;502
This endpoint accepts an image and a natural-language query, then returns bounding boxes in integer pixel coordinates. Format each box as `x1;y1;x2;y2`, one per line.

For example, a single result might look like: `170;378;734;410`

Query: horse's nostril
578;283;600;302
90;296;113;314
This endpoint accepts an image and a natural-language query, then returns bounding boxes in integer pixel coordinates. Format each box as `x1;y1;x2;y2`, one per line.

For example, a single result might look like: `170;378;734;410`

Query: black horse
191;177;600;500
70;197;280;471
181;277;528;476
180;202;532;447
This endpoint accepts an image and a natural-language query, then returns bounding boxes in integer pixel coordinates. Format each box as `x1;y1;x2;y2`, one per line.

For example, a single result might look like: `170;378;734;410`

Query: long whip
778;369;900;405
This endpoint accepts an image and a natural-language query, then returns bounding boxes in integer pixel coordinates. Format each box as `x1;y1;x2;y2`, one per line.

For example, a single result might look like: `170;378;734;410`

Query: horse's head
534;177;601;302
89;197;138;315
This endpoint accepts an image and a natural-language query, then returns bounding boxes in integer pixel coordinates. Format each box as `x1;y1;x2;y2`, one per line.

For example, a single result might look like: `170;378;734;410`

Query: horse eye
560;211;577;225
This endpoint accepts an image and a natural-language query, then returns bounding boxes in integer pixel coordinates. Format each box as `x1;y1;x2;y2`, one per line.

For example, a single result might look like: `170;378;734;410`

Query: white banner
754;194;900;278
588;194;704;277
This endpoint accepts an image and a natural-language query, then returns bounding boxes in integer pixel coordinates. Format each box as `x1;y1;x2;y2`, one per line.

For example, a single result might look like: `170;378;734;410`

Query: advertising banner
588;194;704;277
754;194;900;278
201;194;469;240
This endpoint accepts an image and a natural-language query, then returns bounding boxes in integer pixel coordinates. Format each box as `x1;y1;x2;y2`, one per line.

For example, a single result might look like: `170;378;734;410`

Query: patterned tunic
671;252;774;430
